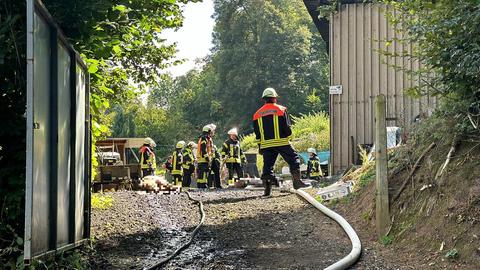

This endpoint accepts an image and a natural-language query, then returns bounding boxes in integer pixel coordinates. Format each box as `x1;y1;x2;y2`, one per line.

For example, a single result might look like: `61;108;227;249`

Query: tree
385;0;480;133
207;0;329;130
0;0;195;265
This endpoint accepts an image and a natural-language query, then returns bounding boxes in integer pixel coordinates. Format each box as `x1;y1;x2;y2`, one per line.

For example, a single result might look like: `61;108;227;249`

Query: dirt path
88;190;402;269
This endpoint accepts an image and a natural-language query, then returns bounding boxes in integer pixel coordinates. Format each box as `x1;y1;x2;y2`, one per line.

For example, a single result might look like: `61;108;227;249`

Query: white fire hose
291;189;362;270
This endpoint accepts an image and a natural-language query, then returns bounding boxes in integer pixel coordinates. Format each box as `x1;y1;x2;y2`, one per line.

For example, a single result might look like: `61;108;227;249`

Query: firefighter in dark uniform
171;141;185;186
253;88;310;196
197;124;216;189
139;137;156;177
182;141;196;188
221;128;246;186
306;147;323;180
208;145;222;188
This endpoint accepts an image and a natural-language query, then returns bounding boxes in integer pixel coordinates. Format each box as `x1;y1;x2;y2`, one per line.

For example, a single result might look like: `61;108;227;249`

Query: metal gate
24;0;91;263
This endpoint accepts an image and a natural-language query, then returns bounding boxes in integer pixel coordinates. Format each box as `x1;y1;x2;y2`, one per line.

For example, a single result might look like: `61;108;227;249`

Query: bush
291;112;330;152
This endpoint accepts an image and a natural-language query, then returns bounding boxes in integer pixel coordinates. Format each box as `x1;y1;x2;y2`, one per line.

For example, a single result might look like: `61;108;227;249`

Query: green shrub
380;234;394;246
291;112;330;152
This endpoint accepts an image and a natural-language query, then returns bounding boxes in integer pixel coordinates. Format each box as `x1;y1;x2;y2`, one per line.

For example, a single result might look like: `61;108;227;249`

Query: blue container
299;151;330;165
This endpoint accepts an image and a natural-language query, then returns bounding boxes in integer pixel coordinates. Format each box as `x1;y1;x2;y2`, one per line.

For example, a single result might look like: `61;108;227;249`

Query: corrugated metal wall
329;3;436;173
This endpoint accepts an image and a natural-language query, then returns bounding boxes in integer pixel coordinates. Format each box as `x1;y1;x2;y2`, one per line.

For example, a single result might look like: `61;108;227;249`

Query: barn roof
302;0;372;50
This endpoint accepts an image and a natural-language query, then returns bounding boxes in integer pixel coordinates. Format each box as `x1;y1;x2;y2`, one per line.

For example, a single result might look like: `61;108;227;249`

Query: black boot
261;175;273;197
292;170;311;189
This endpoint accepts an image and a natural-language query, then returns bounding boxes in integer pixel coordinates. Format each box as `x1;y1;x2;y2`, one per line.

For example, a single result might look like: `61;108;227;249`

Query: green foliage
358;166;375;188
291;112;330;152
385;0;480;137
445;248;459;259
361;210;372;222
91;193;114;209
0;1;28;262
1;0;194;263
240;133;258;152
380;234;394;246
111;0;331;158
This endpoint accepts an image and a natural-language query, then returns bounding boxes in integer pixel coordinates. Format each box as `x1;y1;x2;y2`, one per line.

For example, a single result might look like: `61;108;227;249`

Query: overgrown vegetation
111;0;330;158
384;0;480;140
0;0;196;266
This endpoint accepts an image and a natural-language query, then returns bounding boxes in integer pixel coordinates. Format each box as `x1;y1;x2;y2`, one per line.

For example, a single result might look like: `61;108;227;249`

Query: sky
162;0;215;77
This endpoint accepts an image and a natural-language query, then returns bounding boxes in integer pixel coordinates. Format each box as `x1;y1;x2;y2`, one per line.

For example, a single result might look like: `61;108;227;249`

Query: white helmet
176;140;186;149
208;123;217;131
307;147;316;154
144;137;156;147
262;87;279;98
227;128;238;136
187;141;196;148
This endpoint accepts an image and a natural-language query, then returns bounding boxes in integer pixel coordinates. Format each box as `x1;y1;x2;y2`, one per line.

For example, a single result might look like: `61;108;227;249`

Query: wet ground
88;189;403;269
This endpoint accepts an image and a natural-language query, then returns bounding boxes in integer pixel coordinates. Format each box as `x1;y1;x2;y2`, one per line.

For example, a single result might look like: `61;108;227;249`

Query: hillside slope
337;140;480;269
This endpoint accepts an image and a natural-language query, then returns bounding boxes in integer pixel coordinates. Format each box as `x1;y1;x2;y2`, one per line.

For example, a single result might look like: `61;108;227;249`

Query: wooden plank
375;94;390;239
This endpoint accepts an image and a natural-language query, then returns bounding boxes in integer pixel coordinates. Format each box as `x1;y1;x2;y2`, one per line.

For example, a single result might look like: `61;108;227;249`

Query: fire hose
290;188;362;270
146;189;360;270
144;191;205;270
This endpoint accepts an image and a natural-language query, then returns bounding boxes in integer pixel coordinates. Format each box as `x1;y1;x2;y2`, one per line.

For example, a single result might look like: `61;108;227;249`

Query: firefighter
182;141;196;188
172;141;185;186
221;128;246;186
306;148;323;180
208;145;222;189
197;124;216;189
253;88;310;196
139;137;156;177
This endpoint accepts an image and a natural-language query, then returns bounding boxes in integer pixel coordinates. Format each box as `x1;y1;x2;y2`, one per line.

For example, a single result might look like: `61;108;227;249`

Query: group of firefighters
139;87;323;196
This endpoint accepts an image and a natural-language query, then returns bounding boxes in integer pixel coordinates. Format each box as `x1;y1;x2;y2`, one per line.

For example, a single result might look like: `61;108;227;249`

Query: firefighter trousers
261;145;301;177
197;162;209;188
226;163;243;184
208;161;222;188
182;166;194;187
173;174;182;186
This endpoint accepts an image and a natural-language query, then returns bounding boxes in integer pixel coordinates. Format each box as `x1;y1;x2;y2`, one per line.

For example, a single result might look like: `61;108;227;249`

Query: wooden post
375;94;390;239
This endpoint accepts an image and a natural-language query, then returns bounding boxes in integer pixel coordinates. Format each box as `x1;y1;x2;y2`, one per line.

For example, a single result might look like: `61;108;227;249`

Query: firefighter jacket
253;102;293;149
307;155;323;178
182;148;195;170
197;134;213;164
221;138;246;164
171;149;183;176
140;145;156;170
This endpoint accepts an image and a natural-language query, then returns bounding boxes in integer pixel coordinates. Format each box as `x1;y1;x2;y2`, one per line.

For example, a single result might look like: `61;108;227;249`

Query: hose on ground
291;189;362;270
145;191;205;270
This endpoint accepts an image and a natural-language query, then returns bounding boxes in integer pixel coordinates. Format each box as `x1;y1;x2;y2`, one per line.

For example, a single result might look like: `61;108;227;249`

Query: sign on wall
329;85;343;95
25;0;91;263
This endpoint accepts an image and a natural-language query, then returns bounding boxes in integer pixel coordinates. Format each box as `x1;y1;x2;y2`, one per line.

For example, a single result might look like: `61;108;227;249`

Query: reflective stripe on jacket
140;145;156;169
221;138;246;164
182;148;195;169
307;156;322;177
253;103;293;149
197;134;212;163
171;149;183;175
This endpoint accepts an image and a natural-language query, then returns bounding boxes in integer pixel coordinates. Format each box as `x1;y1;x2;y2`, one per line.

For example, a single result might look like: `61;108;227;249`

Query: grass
91;193;114;209
380;234;394;246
